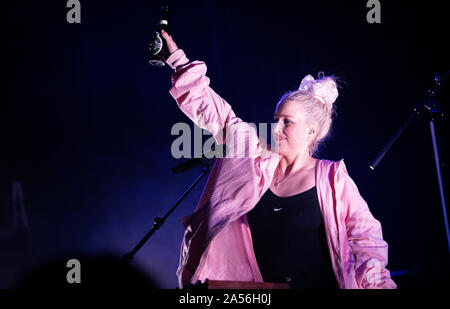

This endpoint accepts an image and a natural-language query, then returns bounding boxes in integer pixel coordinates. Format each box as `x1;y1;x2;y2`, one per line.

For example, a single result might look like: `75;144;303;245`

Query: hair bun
298;73;339;107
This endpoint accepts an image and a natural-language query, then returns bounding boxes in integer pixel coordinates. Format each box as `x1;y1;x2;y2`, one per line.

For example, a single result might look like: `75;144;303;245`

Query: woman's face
273;100;315;157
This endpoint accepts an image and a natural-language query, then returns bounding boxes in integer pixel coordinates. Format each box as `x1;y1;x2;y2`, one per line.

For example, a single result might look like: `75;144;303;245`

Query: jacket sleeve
166;49;243;145
338;164;397;289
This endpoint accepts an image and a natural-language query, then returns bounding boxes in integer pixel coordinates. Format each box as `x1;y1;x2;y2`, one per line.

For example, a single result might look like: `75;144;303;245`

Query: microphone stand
370;73;449;256
122;164;212;265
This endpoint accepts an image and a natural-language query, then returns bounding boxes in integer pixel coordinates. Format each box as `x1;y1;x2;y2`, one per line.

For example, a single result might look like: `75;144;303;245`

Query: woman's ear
308;126;318;136
306;127;317;143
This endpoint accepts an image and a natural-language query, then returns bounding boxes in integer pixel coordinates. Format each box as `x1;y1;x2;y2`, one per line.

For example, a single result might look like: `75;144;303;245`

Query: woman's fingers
160;29;170;40
149;30;178;54
160;30;178;54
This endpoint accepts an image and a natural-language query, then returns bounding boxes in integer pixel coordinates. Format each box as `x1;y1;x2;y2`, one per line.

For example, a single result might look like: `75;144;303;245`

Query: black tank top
246;186;338;289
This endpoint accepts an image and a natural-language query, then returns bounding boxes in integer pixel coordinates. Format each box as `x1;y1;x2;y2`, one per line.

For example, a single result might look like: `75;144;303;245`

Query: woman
157;30;396;289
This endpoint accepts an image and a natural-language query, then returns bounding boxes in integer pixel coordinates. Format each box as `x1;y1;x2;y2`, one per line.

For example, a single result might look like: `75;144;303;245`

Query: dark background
3;0;449;288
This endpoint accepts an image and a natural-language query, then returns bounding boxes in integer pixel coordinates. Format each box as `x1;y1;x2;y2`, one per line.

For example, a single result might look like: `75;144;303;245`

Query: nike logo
273;208;283;212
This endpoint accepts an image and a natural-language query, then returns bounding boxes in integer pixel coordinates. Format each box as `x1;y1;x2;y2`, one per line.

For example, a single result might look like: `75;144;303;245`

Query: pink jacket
166;49;397;289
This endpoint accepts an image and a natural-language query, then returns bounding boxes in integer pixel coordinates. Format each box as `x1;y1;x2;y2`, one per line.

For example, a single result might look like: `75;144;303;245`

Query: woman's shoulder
317;158;345;168
315;158;349;179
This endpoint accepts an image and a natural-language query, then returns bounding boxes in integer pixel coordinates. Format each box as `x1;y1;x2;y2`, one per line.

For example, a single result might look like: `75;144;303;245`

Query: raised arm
160;30;243;145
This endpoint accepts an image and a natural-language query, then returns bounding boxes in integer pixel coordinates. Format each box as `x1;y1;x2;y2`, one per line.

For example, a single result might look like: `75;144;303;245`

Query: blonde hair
278;74;338;156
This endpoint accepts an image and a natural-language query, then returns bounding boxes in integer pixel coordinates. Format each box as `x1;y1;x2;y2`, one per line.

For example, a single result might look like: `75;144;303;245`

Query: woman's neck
278;151;316;176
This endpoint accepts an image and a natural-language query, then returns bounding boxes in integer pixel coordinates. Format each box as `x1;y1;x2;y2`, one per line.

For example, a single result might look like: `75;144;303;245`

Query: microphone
171;144;228;174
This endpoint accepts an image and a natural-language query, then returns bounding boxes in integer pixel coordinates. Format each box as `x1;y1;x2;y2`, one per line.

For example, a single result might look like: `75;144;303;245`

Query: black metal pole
122;165;211;264
428;117;450;255
369;106;422;170
369;73;449;255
